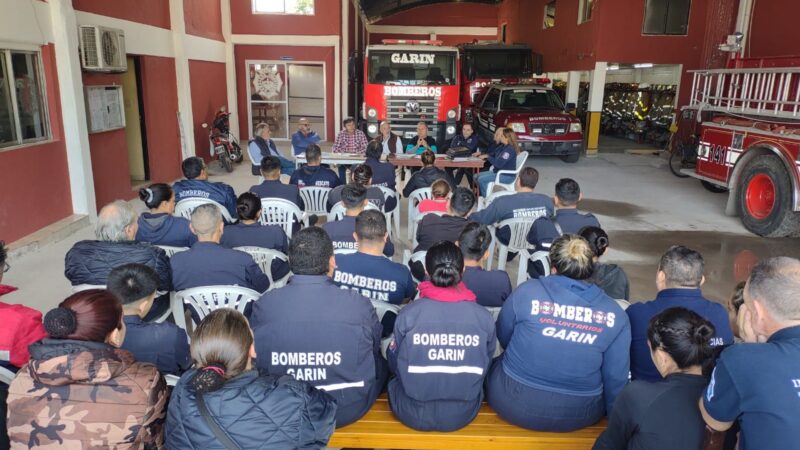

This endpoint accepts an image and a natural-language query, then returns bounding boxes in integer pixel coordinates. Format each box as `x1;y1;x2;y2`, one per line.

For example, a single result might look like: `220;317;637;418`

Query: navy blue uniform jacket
327;185;386;212
65;240;172;292
332;252;416;304
220;222;290;281
290;165;341;188
250;275;385;425
528;208;601;251
136;213;197;248
450;134;479;152
365;157;397;190
497;275;631;414
488;144;516;172
249;179;304;210
322;216;395;257
173;179;237;219
122;315;191;375
469;192;554;244
402;167;456;198
170;242;270;293
462;266;512;307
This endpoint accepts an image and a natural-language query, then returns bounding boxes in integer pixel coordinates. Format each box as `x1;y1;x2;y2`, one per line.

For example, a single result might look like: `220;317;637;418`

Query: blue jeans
477;171;515;197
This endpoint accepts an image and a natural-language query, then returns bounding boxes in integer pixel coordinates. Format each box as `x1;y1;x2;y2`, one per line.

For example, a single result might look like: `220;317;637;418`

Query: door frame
132;56;150;181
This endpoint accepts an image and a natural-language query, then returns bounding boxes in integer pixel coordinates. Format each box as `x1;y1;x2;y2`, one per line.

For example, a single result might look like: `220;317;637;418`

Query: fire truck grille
529;124;567;135
386;97;441;136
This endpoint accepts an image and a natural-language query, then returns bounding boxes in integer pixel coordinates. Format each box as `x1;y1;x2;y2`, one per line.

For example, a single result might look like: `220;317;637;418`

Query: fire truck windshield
500;89;564;111
368;50;456;86
469;50;531;77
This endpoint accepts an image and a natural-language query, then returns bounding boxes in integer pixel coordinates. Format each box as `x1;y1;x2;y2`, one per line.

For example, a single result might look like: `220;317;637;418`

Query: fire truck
675;58;800;237
458;42;539;125
360;40;460;146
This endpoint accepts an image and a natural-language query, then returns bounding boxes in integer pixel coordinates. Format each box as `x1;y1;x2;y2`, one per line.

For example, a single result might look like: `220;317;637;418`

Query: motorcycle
201;107;243;173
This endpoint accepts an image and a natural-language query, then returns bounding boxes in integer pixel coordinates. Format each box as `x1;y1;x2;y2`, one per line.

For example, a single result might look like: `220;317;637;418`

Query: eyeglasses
2;262;9;273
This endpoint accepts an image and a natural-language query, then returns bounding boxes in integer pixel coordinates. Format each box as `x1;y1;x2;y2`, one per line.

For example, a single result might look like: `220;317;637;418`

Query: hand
472;151;481;157
478;154;489;160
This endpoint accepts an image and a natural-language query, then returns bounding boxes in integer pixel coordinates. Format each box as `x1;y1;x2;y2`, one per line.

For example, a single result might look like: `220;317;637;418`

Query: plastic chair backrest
175;285;261;322
485;306;502;321
156;245;189;258
409;187;433;208
614;299;631;311
299;187;331;216
260;198;303;237
484;190;515;207
370;299;401;323
174;198;234;223
233;246;289;287
327;202;380;222
376;186;398;205
514;152;528;172
409;250;427;284
497;217;536;252
0;366;14;385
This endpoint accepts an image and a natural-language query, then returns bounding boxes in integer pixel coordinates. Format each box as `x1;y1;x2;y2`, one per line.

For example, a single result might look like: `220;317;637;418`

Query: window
501;23;507;43
643;0;691;35
367;51;456;86
253;0;314;15
500;89;564;111
578;0;594;23
0;50;49;148
543;1;556;29
481;88;501;111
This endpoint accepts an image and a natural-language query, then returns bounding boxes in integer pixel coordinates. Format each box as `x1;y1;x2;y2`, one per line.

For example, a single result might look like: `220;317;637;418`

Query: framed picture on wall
85;85;125;133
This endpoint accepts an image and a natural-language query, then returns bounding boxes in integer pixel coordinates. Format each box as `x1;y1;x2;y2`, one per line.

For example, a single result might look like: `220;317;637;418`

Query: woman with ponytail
579;226;631;300
327;163;388;211
136;182;197;247
386;241;496;431
6;290;168;448
166;309;336;449
457;222;512;307
593;307;716;450
488;234;631;432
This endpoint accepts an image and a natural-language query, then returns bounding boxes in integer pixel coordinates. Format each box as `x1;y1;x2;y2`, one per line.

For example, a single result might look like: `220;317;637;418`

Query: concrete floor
3;146;800;314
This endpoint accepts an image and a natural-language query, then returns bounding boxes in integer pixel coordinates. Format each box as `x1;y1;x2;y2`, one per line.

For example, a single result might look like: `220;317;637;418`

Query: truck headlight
569;122;582;133
447;108;457;119
367;124;378;134
367;108;377;118
446;125;456;135
509;122;526;133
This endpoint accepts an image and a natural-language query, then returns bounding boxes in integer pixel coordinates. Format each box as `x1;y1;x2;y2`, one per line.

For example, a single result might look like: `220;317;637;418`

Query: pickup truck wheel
701;180;728;193
737;155;800;237
560;152;580;163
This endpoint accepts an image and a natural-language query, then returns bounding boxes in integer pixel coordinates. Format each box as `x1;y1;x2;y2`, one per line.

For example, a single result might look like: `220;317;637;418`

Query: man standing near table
332;117;368;182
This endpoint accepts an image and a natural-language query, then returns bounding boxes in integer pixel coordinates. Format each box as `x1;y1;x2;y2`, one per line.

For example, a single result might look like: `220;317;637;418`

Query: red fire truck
361;40;460;146
674;58;800;237
457;42;538;125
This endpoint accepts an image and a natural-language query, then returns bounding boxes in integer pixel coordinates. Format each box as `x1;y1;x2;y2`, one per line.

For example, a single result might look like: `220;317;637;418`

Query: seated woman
167;308;337;449
6;290;167;448
219;192;290;282
487;234;631;432
593;307;716;450
387;241;496;431
579;226;630;301
475;128;519;197
418;179;450;214
402;150;456;198
327;164;387;212
136;183;197;247
458;222;512;307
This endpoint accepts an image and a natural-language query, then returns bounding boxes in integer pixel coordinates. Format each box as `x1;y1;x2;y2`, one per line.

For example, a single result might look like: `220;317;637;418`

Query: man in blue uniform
173;156;238;220
249;156;304;209
322;184;395;257
469;167;554;254
627;246;733;382
701;257;800;450
364;140;397;190
250;226;388;427
290;117;321;155
107;263;190;376
450;123;481;185
170;204;270;294
248;122;294;176
290;144;341;188
527;178;600;278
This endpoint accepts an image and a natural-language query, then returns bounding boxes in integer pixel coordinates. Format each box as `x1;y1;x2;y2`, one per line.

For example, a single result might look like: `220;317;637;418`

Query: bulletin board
85;85;125;133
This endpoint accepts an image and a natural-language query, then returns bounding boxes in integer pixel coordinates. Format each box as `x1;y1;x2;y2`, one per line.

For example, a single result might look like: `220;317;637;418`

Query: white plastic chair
371;299;402;359
486;152;528;195
165;374;181;387
404;250;428;284
156;245;189;258
0;366;14;385
233;246;290;290
174;198;235;223
524;250;551;284
477;189;515;211
406;187;432;240
327;201;380;222
299;187;331;216
615;299;632;310
489;217;536;286
260;198;307;238
485;306;502;321
71;284;174;323
410;211;445;249
174;285;261;329
376;186;401;238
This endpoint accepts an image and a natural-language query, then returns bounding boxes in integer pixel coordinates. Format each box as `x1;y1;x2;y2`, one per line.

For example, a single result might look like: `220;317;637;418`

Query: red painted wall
138;56;183;183
373;3;498;27
234;45;336;141
0;45;72;243
73;0;171;29
369;33;488;47
231;0;341;35
748;0;800;58
189;60;228;162
184;0;224;41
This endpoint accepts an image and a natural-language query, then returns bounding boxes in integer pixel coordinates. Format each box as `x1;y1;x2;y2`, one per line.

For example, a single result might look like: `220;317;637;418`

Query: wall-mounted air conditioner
79;25;127;73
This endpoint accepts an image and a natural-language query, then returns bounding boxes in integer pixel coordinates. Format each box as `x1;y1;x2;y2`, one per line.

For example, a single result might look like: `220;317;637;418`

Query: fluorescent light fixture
607;64;620;70
634;63;654;68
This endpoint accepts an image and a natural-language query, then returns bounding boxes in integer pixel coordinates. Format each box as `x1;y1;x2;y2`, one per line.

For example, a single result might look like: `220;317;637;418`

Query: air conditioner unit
79;25;127;72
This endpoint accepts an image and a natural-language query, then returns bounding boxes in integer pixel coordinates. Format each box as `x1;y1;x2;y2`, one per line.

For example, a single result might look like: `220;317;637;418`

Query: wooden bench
328;396;607;449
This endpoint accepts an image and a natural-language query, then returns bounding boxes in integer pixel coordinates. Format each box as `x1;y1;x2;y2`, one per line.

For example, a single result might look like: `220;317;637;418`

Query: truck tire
737;154;800;237
560;152;580;163
701;180;728;193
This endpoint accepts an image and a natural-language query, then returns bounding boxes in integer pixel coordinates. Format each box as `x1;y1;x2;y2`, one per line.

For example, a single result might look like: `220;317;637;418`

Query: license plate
404;131;416;139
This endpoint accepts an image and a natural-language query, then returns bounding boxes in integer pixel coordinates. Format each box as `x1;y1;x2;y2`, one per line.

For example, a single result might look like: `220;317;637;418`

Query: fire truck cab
361;40;460;147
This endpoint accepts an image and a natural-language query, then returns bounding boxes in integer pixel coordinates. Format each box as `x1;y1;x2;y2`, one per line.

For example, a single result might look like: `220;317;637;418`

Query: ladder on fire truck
689;67;800;120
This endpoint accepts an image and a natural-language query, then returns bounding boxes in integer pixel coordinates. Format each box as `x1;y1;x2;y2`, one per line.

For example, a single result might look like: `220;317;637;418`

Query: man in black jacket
64;200;172;321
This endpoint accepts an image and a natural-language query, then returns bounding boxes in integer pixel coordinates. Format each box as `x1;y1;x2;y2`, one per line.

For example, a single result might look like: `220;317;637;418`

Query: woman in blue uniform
475;127;520;197
387;241;496;431
135;183;196;248
458;222;512;307
487;234;631;432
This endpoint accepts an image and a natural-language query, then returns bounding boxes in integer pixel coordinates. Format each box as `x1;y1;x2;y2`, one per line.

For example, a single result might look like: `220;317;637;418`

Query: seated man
527;178;600;278
170;204;269;294
249;156;304;210
322;184;394;257
450;123;481;185
627;246;734;382
333;209;416;335
405;121;438;154
290;117;321;156
468;167;554;255
701;257;800;449
250;227;388;428
248;122;294;176
107;263;191;376
64;200;172;320
332;117;369;182
290;144;341;189
172;156;237;220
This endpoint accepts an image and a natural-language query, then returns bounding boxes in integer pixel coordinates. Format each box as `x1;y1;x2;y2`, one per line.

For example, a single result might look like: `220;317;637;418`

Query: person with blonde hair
487;234;631;431
418;179;451;213
475;127;520;197
166;309;337;449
